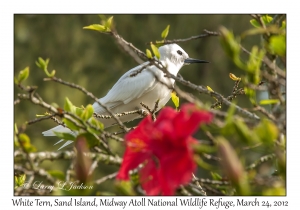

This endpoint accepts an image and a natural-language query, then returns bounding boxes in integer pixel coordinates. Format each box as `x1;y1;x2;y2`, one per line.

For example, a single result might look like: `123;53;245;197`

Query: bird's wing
93;62;160;114
43;62;161;150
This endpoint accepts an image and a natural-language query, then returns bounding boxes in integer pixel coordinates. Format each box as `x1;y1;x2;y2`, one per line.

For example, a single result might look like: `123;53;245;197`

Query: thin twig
263;56;286;78
88;156;100;176
111;31;148;60
193;178;229;186
202;153;221;161
103;131;124;142
179;186;192;196
95;172;118;185
15;150;122;165
246;154;276;171
93;110;141;119
253;105;277;122
50;116;66;127
192;173;207;196
66;161;74;182
201;184;226;196
211;80;245;109
147;29;219;45
242;142;262;150
27;114;57;125
186;183;207;196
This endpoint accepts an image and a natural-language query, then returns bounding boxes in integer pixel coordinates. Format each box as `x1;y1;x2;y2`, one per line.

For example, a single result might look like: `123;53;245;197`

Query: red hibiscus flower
116;103;213;195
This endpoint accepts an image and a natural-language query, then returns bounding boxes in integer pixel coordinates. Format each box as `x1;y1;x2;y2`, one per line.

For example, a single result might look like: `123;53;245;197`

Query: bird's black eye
177;50;183;55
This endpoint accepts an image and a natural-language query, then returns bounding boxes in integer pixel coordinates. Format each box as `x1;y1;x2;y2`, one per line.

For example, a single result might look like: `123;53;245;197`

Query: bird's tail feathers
42;125;72;136
42;125;75;150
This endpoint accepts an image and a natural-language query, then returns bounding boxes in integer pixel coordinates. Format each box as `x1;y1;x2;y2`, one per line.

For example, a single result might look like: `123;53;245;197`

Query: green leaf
15;174;26;188
81;104;94;121
244;87;256;105
263;15;273;24
151;43;160;59
14;123;19;135
269;35;286;56
19;133;30;144
259;99;280;105
245;46;265;92
194;156;214;170
263;186;285;196
281;21;286;30
47;69;56;77
224;102;236;125
211;172;222;181
37;57;46;69
247;46;265;74
16;66;29;84
250;15;273;28
89;117;104;131
98;14;106;21
75;107;83;117
254;119;278;146
171;91;179;108
219;26;245;70
18;133;36;152
193;144;217;154
222;104;259;142
83;24;106;32
250;19;260;28
35;57;55;77
48;170;65;180
146;49;152;59
233;119;259;144
153;40;165;48
64;97;76;113
105;16;113;31
161;25;170;39
53;131;76;141
63;118;79;131
115;181;136;196
14;77;19;85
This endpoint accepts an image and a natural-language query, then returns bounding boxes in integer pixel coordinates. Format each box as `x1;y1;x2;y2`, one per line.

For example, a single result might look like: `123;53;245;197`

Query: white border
4;0;297;209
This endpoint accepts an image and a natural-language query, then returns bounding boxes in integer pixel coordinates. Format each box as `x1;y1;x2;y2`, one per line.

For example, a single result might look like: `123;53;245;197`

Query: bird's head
158;44;208;71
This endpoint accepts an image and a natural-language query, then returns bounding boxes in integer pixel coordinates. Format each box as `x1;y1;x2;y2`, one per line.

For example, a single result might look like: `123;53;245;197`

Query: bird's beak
184;58;209;65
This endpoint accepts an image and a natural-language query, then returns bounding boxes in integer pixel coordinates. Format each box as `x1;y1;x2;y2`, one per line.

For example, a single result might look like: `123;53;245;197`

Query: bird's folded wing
93;63;159;113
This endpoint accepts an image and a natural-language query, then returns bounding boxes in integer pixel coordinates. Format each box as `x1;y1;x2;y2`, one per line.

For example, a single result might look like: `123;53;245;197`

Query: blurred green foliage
14;14;257;148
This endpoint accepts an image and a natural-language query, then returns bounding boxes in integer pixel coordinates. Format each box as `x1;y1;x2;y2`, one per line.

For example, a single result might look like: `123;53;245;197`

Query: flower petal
174;104;213;139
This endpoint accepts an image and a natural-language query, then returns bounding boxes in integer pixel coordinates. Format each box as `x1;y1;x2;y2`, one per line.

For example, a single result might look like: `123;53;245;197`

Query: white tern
42;43;208;149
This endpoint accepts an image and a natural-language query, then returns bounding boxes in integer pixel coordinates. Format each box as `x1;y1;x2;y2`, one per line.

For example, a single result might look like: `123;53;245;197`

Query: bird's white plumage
42;44;203;150
93;62;156;111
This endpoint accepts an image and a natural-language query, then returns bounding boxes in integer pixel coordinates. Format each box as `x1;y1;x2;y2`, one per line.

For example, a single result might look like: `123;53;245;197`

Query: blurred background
14;14;262;194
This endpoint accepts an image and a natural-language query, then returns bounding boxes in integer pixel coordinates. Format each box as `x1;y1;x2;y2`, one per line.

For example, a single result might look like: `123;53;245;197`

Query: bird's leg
152;99;160;114
140;100;160;121
137;107;149;117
